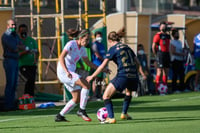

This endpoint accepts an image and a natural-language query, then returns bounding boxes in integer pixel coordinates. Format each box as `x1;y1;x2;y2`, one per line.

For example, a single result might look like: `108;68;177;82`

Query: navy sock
104;99;114;118
122;95;132;114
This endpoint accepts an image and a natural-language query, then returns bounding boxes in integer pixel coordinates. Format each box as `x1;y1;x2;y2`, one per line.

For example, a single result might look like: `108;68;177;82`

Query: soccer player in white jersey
55;29;107;122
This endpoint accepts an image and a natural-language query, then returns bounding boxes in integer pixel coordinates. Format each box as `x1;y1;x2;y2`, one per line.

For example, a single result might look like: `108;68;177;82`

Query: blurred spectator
193;33;200;91
18;24;39;96
170;29;187;93
137;44;155;95
1;19;28;111
91;31;106;100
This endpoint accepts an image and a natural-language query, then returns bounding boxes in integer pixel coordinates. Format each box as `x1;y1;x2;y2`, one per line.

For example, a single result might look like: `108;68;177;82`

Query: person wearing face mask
91;31;106;100
170;29;187;93
137;44;155;95
1;19;28;111
152;21;171;94
18;24;38;97
55;29;109;122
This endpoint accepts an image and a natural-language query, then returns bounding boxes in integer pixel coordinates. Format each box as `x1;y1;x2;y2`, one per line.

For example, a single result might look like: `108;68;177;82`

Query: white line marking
0;115;53;123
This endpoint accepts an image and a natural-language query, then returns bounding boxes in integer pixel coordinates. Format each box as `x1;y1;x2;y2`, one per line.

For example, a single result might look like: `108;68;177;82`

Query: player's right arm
152;42;157;56
152;33;160;56
59;49;72;79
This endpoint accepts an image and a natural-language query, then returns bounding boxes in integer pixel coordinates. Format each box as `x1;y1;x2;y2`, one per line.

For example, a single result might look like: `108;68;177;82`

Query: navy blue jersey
106;42;138;79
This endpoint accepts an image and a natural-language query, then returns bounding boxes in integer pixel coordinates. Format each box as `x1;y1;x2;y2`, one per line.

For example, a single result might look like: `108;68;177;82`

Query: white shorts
57;65;81;92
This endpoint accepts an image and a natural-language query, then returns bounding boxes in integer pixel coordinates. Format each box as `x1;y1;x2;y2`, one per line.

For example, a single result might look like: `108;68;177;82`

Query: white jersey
58;40;87;72
57;40;87;91
170;39;184;61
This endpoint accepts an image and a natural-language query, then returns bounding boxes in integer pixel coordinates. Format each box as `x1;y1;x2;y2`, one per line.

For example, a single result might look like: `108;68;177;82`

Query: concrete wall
0;8;13;96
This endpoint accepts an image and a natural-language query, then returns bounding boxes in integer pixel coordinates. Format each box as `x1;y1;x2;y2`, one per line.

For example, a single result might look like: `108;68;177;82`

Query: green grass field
0;92;200;133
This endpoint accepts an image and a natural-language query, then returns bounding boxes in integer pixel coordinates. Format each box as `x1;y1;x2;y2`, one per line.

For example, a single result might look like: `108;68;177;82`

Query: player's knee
72;97;80;104
102;93;111;100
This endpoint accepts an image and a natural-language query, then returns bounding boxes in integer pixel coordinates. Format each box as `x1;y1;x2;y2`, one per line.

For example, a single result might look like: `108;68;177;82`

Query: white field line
170;95;200;102
0;115;53;123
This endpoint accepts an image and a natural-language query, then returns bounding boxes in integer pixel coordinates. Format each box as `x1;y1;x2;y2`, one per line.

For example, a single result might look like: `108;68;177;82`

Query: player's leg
75;78;92;121
102;83;116;124
162;52;170;86
155;68;162;90
56;70;81;122
155;52;163;90
162;68;169;85
121;88;133;120
121;79;138;120
55;86;81;122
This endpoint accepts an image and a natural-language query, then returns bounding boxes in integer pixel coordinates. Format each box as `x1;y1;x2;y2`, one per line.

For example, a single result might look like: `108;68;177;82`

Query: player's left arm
86;58;109;82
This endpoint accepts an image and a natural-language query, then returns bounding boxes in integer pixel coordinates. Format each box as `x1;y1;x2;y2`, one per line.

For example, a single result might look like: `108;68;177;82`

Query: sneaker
55;114;69;122
77;109;92;122
103;118;116;124
120;113;133;120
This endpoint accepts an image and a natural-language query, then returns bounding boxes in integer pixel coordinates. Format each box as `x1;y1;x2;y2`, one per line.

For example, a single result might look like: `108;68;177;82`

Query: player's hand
142;74;147;80
67;72;72;79
86;76;93;83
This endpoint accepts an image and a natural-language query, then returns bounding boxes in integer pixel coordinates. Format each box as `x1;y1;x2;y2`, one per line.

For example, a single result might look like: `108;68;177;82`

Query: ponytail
108;31;121;42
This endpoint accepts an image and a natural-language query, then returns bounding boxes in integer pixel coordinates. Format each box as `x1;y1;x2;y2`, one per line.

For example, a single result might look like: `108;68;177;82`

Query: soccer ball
97;107;108;122
158;83;168;95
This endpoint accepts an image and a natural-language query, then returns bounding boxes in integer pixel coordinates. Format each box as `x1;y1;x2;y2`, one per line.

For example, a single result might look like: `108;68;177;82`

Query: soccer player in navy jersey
87;31;146;124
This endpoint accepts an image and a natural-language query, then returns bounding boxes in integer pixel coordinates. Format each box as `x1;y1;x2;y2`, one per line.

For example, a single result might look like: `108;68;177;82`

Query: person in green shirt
18;24;39;96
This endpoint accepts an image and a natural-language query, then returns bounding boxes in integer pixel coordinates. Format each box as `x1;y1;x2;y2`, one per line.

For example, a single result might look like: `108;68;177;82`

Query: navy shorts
110;76;138;92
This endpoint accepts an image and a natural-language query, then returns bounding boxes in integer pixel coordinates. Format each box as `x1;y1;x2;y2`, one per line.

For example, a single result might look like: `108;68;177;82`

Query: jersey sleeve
153;34;160;43
105;47;114;60
64;41;73;52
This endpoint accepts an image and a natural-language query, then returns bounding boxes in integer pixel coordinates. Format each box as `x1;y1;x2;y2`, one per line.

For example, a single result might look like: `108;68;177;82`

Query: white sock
60;100;77;116
80;88;89;110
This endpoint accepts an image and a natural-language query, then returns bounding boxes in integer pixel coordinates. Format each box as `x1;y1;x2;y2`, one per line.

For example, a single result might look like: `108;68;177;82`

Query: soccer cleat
77;109;92;122
120;113;133;120
103;118;116;124
55;114;69;122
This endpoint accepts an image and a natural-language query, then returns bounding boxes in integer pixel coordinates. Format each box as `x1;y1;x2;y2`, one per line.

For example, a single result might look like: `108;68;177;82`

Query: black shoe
55;114;68;122
77;109;92;121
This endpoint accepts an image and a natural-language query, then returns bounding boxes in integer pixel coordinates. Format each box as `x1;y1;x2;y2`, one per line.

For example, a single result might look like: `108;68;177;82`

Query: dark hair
117;27;125;38
171;28;178;37
18;24;28;31
66;28;79;39
159;21;167;26
138;44;144;48
94;31;102;37
108;31;121;42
